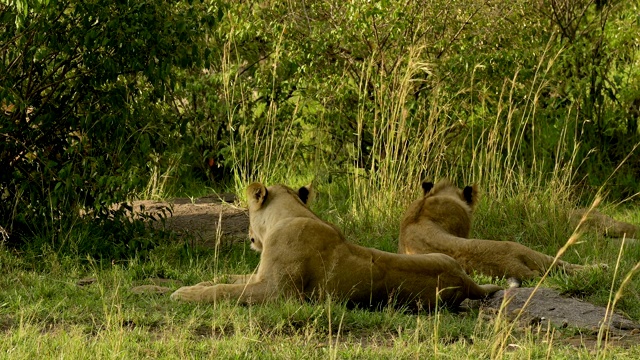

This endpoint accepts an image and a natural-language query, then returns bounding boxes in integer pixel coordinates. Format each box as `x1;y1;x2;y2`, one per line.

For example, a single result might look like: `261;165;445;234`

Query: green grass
0;249;619;359
2;188;640;358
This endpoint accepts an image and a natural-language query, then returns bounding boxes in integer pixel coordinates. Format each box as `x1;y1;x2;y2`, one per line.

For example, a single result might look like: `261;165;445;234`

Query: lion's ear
298;184;313;205
462;185;479;209
421;181;434;195
247;183;268;209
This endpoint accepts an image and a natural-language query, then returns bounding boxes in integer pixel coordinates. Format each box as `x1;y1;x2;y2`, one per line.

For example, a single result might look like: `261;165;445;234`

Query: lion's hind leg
556;261;584;275
229;274;258;284
473;283;503;298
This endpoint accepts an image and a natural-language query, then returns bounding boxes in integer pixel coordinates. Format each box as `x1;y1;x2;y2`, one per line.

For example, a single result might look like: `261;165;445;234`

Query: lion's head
246;183;313;252
401;179;479;238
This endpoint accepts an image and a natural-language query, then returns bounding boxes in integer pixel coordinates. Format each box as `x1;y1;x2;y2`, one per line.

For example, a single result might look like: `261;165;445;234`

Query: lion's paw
171;285;215;302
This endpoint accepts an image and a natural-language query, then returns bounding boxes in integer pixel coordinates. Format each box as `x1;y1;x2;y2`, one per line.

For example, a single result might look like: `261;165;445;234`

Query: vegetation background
1;0;639;358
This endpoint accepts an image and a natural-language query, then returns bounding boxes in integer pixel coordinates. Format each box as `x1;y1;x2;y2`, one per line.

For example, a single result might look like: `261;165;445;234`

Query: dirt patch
0;315;12;332
76;277;98;286
133;193;249;247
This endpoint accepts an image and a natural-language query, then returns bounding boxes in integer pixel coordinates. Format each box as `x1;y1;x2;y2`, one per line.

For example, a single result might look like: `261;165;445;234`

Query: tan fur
171;183;502;310
398;179;588;281
570;209;639;239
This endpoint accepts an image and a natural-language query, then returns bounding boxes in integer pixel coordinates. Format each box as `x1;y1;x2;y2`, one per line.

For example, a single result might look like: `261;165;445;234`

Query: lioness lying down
398;179;591;283
171;183;501;310
570;208;638;239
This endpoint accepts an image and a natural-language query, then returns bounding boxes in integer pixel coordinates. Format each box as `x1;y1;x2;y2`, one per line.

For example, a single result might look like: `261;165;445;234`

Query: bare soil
133;193;249;247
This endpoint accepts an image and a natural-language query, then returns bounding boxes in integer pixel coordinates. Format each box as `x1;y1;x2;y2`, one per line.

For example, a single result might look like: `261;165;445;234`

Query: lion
398;179;593;284
570;208;638;240
171;182;502;310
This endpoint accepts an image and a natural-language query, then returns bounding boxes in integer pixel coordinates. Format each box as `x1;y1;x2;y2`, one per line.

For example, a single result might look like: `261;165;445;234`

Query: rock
129;195;249;247
483;287;640;333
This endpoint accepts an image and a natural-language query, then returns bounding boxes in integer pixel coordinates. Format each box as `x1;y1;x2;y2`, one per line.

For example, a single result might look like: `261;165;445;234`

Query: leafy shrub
0;0;217;253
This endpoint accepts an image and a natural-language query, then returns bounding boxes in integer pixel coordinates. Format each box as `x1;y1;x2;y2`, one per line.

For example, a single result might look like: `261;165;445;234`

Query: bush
0;0;217;252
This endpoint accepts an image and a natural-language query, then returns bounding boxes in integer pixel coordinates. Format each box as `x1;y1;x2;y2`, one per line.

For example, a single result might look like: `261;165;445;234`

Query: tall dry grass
210;3;609;221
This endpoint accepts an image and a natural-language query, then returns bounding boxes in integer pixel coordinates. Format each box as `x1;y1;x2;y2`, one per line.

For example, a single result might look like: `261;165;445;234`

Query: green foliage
0;0;218;252
540;0;640;197
172;0;639;207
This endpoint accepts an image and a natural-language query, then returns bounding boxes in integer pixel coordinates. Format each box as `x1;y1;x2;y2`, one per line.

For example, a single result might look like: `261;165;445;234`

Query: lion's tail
469;283;502;299
528;252;585;276
555;259;584;274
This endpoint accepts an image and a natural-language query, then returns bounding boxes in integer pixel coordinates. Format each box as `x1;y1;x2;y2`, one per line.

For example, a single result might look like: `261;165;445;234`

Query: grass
2;187;640;358
0;258;621;359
